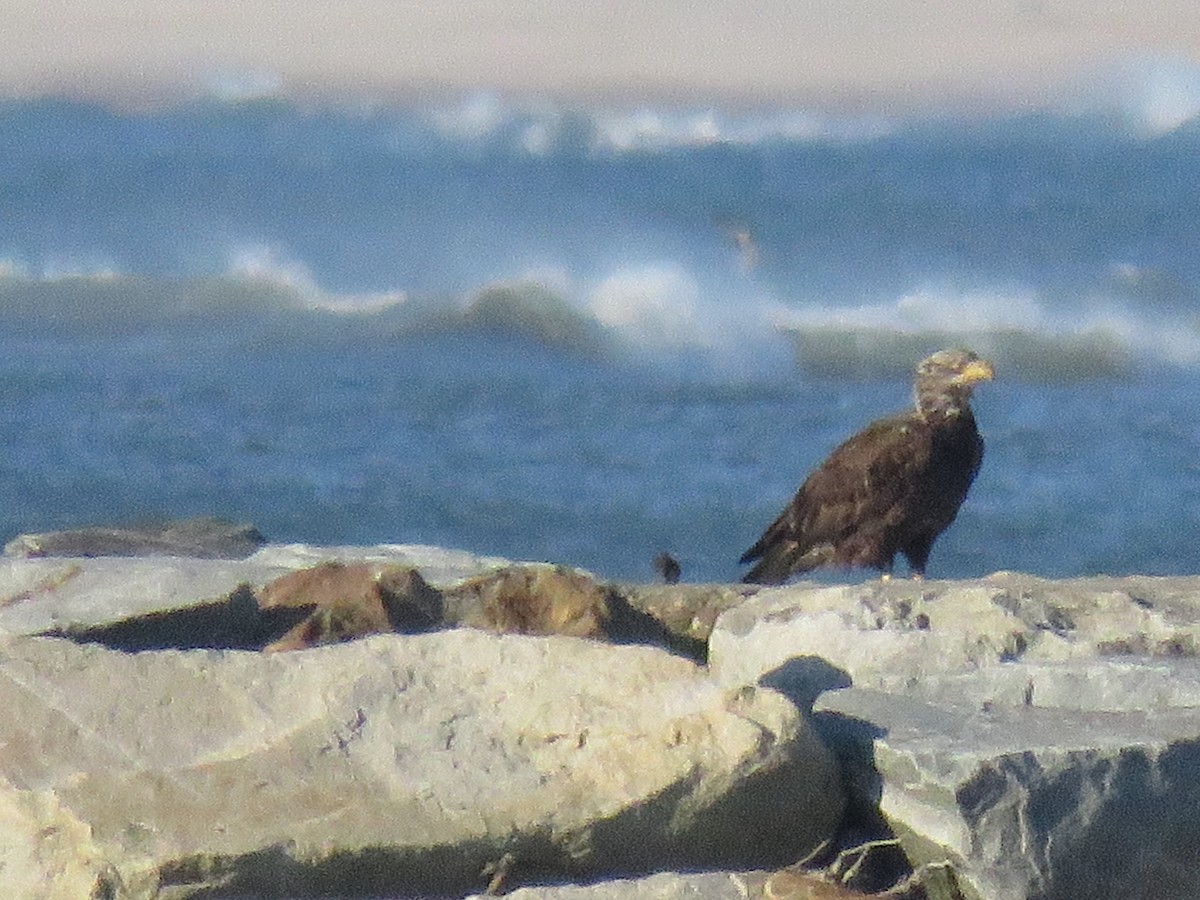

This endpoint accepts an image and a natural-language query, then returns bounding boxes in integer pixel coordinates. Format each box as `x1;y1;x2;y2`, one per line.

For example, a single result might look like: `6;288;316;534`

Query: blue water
2;94;1200;581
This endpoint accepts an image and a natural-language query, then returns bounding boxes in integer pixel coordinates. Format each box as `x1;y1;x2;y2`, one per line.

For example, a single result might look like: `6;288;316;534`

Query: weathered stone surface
4;517;267;560
467;870;765;899
19;543;1200;899
618;582;757;647
447;565;613;638
817;681;1200;900
447;565;699;656
0;627;844;898
249;542;515;588
711;573;1200;693
0;782;110;899
257;562;444;651
0;548;704;661
0;556;285;639
0;544;510;641
471;862;946;900
708;573;1200;900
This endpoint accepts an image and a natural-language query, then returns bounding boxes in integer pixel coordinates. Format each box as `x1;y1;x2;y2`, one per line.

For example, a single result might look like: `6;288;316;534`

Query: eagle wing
740;413;932;583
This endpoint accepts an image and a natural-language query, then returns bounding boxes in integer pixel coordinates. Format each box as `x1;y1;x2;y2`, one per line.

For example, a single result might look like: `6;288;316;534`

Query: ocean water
2;93;1200;582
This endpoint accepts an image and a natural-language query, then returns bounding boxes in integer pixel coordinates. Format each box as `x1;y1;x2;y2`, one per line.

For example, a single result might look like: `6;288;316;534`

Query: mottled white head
914;349;995;418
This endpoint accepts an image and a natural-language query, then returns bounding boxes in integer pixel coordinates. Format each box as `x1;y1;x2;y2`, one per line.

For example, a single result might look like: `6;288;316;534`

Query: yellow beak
958;359;995;383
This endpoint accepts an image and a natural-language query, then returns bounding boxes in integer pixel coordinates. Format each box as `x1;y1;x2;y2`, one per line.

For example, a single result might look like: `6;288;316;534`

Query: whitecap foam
0;258;29;279
771;282;1200;380
1063;55;1200;135
228;245;317;294
778;285;1053;334
202;70;286;104
586;264;704;347
226;245;406;314
583;263;788;367
431;92;509;143
419;93;895;158
36;257;124;281
587;106;894;152
396;262;794;376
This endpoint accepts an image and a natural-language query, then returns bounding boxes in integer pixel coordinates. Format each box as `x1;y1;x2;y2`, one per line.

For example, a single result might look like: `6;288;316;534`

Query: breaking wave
776;284;1200;381
5;264;1200;383
6;82;1200;386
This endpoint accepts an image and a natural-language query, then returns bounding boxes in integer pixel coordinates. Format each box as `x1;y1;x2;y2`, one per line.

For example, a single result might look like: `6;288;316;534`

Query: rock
443;564;706;658
708;573;1200;900
446;565;613;638
0;556;288;641
0;628;844;897
29;544;1200;898
0;785;111;899
0;546;710;661
467;870;767;899
248;541;514;586
4;517;267;560
815;681;1200;900
0;544;510;645
470;860;950;900
256;562;443;651
618;582;758;648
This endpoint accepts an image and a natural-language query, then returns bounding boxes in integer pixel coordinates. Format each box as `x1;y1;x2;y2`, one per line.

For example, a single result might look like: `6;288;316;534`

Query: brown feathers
740;349;993;584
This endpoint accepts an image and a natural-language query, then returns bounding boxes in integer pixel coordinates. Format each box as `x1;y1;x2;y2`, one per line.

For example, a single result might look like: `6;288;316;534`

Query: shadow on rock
41;586;292;652
43;562;707;662
760;655;854;713
759;656;910;895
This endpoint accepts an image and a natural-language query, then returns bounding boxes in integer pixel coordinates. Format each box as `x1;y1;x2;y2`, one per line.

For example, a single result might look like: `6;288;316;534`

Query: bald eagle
740;349;994;584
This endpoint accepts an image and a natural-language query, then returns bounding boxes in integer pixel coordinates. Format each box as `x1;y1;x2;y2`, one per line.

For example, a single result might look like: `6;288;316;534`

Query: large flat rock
708;573;1200;900
0;543;513;637
0;628;843;898
817;681;1200;900
3;518;267;561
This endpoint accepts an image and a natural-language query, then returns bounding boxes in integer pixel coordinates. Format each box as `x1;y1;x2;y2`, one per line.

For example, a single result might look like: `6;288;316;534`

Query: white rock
245;542;514;585
708;573;1200;900
467;870;762;899
0;628;843;898
0;543;516;638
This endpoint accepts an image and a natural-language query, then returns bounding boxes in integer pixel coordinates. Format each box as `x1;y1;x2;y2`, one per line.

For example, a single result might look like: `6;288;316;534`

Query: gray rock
248;542;515;586
0;543;513;639
817;682;1200;900
4;517;267;560
708;573;1200;900
0;627;843;898
466;870;765;899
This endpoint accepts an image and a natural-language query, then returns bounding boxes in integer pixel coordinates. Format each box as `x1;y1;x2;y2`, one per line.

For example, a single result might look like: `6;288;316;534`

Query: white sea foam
34;257;123;281
439;260;793;375
1061;55;1200;135
771;281;1200;379
586;265;703;346
778;285;1053;334
226;245;405;314
1103;56;1200;135
4;254;1200;380
202;70;286;104
228;245;316;293
587;106;893;152
411;63;1200;154
422;93;895;157
0;258;29;279
431;92;509;143
575;263;791;375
